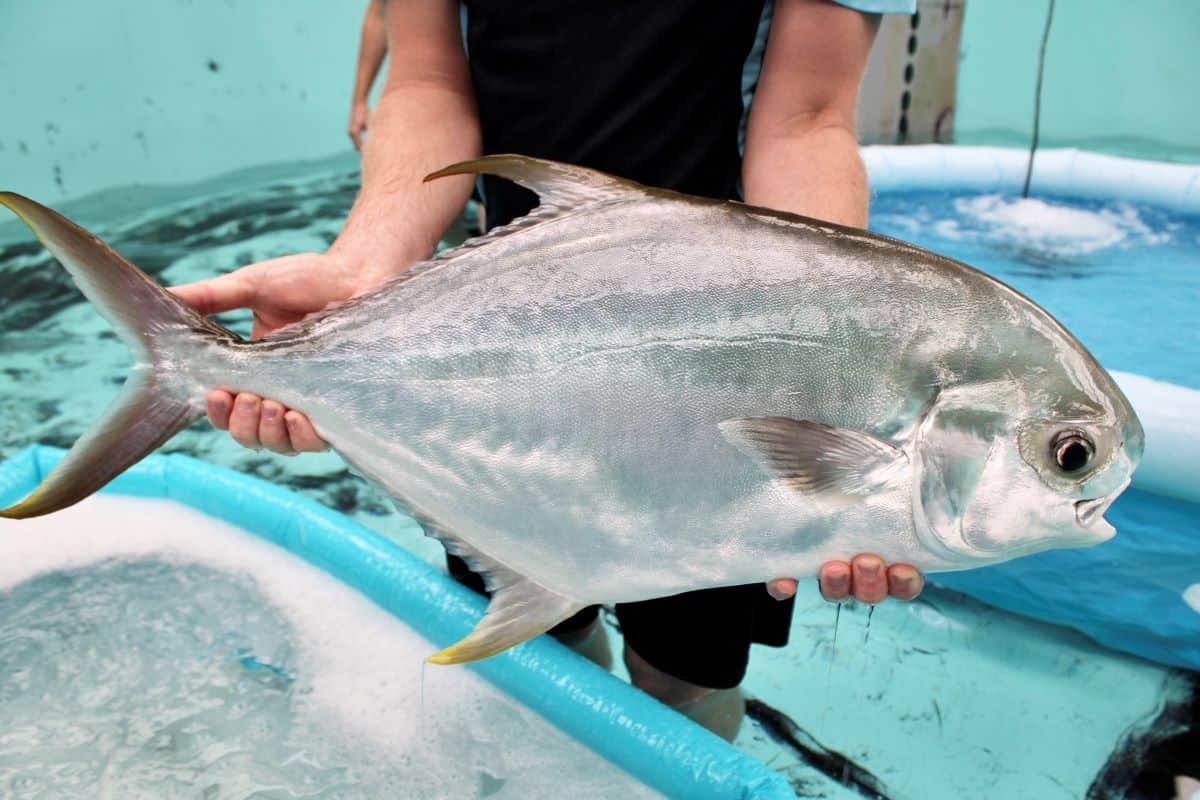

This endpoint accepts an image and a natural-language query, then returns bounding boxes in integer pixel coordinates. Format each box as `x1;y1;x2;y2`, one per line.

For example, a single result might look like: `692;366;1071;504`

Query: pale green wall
2;0;1197;203
955;0;1200;162
0;1;365;202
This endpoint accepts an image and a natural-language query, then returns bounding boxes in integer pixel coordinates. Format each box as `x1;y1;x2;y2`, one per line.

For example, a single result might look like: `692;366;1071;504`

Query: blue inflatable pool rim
0;445;795;800
863;145;1200;673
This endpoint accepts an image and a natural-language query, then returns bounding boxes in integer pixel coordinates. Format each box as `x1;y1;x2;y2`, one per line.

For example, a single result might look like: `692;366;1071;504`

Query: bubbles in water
946;195;1170;263
875;192;1174;267
1183;583;1200;614
0;561;350;798
0;497;663;799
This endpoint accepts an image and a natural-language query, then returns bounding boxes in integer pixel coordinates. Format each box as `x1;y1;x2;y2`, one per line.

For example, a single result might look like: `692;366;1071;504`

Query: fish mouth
1073;489;1123;541
1074;496;1112;527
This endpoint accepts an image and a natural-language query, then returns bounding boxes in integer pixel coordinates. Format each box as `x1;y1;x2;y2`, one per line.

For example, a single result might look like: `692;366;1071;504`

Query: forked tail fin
0;192;240;518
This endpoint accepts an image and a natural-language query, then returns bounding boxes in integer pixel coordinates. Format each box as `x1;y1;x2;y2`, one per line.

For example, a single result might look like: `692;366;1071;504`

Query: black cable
1023;0;1056;198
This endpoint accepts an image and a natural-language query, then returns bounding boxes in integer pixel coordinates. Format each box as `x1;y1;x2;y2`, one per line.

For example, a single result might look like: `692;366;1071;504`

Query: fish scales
0;156;1143;663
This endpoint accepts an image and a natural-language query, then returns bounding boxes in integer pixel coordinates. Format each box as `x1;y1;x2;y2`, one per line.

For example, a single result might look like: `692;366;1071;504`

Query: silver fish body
0;157;1144;662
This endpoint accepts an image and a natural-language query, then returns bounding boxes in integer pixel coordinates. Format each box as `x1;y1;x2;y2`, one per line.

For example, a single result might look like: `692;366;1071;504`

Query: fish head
912;377;1144;565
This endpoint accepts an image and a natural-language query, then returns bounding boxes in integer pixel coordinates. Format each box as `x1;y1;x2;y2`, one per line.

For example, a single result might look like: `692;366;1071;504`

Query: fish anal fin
428;579;585;665
424;155;645;210
720;417;907;507
409;512;586;665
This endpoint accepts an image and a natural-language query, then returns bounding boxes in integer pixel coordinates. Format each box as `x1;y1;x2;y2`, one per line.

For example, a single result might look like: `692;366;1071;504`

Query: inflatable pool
863;145;1200;672
0;444;797;800
1;144;1195;799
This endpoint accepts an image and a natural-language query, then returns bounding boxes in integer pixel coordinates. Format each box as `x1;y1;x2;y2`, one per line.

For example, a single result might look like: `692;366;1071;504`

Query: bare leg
624;644;744;741
555;617;613;672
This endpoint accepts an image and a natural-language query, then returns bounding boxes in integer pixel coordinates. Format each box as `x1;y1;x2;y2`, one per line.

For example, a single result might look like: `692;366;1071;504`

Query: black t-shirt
453;3;795;685
463;0;768;228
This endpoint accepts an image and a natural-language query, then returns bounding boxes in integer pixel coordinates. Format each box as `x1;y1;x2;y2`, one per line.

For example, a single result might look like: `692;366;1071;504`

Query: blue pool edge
862;144;1200;673
862;144;1200;214
0;445;796;800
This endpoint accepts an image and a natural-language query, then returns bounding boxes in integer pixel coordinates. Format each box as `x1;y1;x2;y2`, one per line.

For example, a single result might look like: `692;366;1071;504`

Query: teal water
0;164;1195;798
870;191;1200;389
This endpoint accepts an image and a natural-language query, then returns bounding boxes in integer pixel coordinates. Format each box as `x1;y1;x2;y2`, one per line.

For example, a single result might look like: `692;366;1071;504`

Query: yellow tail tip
426;641;503;666
0;493;45;519
425;648;465;666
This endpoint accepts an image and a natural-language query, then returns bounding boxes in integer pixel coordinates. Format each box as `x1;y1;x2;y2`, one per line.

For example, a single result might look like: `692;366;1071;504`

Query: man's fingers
210;391;324;455
818;561;851;601
170;272;257;317
206;390;233;430
258;400;295;455
350;128;363;151
766;578;798;601
285;411;329;452
820;555;925;605
886;564;924;600
228;393;264;450
850;554;888;604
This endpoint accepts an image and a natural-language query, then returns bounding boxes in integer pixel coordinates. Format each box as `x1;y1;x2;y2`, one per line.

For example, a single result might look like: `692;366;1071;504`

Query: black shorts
447;554;795;690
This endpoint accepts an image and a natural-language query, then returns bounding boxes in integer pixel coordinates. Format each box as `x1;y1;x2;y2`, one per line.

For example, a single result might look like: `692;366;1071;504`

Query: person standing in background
347;0;387;151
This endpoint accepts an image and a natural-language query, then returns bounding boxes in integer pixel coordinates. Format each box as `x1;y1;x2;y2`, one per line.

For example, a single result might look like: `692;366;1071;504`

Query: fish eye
1051;429;1095;473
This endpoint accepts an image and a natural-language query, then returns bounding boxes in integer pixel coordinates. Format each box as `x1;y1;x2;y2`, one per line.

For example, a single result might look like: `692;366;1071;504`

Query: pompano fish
0;156;1144;664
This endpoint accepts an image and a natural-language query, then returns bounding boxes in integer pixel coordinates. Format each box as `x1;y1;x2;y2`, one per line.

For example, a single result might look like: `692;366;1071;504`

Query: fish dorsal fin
720;417;908;508
276;157;644;337
424;155;646;210
411;513;586;665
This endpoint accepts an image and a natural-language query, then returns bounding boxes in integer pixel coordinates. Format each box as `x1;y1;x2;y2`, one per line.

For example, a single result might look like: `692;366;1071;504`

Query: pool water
870;191;1200;390
0;161;1196;798
0;495;663;799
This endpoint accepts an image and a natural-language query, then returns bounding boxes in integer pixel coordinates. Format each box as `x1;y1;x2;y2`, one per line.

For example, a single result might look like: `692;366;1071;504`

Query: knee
623;643;715;707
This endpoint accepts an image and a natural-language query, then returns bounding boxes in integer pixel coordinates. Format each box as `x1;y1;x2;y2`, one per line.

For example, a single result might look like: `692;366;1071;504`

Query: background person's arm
744;0;922;603
173;0;479;454
348;0;389;151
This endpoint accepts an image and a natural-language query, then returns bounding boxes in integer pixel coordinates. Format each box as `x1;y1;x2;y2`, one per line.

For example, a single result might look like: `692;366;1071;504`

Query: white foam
1184;584;1200;615
0;495;662;798
930;194;1172;260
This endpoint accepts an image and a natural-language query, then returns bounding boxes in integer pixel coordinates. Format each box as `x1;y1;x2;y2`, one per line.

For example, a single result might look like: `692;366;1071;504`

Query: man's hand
767;555;924;604
348;101;370;151
170;251;367;454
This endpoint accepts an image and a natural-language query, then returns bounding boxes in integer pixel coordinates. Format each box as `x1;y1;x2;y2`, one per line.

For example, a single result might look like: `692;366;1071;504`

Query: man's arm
745;0;922;603
174;0;479;453
743;0;878;227
348;0;389;150
337;0;480;282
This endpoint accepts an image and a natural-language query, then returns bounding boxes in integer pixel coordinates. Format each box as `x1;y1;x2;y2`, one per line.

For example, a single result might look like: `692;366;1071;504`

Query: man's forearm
332;82;482;285
742;122;869;229
740;0;879;229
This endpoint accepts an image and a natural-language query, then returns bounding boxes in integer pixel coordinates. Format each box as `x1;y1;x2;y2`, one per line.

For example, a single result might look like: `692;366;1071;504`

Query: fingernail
860;563;881;580
284;412;299;429
263;405;279;422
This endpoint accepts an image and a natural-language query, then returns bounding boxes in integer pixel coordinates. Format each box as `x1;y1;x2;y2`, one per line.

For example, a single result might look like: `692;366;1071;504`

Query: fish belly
237;200;973;601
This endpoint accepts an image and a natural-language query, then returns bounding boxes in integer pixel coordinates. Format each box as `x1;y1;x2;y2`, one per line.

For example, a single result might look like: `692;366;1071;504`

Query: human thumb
170;271;257;316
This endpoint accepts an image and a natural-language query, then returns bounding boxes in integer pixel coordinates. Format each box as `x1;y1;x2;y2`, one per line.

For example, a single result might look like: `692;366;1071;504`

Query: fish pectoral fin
411;514;586;665
719;417;908;506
